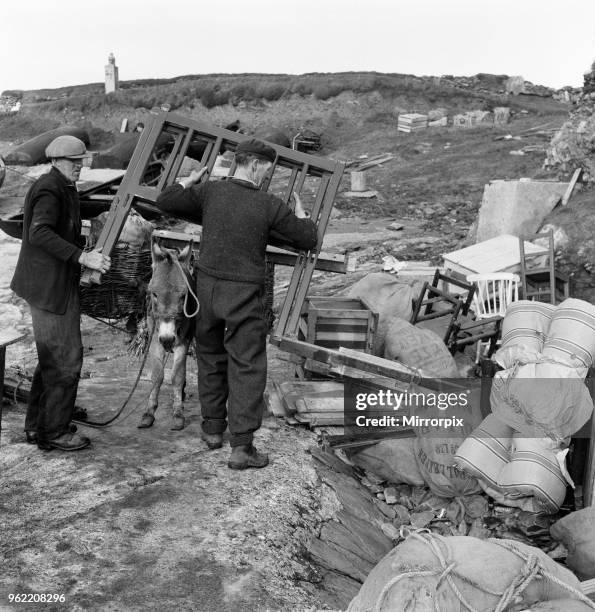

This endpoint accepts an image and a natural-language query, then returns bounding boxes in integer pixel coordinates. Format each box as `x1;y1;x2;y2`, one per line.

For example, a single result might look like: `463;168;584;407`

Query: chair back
518;230;557;304
467;273;520;319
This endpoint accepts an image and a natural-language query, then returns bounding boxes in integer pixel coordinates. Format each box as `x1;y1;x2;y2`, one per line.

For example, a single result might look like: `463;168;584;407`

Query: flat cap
235;138;276;163
45;135;88;159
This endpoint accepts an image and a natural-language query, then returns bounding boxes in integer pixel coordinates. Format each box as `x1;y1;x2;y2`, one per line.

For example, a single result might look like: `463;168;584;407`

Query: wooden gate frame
81;111;345;342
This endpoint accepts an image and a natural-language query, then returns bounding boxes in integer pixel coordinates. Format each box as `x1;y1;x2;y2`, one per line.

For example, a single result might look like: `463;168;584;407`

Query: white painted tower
105;53;119;94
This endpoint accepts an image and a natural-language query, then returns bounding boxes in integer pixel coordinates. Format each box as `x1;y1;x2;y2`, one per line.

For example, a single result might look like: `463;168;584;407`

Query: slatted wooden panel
297;297;378;354
80;111;345;343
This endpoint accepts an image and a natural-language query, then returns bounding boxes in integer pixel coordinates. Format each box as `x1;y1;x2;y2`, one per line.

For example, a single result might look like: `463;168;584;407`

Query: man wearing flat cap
11;135;111;451
156;138;317;469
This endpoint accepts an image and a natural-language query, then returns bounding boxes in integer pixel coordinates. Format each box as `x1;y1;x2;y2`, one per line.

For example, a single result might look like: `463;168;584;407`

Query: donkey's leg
170;340;189;430
138;331;166;428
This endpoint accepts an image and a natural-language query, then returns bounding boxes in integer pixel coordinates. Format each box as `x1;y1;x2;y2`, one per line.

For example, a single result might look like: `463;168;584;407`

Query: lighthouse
105;53;119;94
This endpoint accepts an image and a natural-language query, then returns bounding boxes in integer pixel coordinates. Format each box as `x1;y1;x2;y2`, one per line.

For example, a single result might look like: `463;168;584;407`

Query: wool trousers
195;270;267;447
25;286;83;441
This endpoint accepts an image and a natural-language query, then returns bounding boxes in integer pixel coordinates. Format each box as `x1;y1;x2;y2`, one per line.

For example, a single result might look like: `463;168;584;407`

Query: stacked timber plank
265;380;344;427
397;113;428;133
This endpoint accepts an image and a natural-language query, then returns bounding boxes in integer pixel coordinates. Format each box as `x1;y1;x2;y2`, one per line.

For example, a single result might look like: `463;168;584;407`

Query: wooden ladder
80;111;345;341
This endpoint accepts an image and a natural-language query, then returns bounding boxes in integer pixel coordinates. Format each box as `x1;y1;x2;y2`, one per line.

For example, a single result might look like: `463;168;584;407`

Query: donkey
138;240;198;430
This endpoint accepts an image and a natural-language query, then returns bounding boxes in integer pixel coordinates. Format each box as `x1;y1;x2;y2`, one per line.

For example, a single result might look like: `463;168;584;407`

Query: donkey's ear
178;242;193;267
152;239;166;262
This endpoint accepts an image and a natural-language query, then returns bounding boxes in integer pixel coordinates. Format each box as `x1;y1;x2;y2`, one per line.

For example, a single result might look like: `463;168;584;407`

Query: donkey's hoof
138;413;155;428
171;415;185;431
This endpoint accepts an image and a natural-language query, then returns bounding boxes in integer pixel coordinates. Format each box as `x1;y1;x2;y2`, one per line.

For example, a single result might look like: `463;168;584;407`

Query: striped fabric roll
454;414;513;488
499;436;568;514
495;300;556;368
542;298;595;371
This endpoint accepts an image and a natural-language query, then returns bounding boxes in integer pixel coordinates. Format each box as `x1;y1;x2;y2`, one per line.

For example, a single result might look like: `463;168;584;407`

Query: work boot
201;431;223;450
227;444;269;470
26;423;76;444
38;431;90;452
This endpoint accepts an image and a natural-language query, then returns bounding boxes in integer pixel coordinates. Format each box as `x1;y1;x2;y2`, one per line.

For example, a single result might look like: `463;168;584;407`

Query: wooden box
298;296;378;354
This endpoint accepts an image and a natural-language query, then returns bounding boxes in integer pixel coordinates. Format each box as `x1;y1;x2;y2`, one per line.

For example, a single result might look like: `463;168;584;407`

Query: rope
492;539;595;610
74;317;155;428
371;531;595;612
173;258;200;318
84;312;132;333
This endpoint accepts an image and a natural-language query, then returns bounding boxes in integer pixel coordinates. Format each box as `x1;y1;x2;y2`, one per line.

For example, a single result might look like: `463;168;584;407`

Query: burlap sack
347;533;585;612
413;385;483;498
383;318;459;378
490;361;593;440
347;438;426;487
526;601;595;611
347;273;422;355
551;507;595;579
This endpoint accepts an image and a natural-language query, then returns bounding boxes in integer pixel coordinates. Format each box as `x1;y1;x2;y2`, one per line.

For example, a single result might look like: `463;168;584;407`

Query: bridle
173;258;200;318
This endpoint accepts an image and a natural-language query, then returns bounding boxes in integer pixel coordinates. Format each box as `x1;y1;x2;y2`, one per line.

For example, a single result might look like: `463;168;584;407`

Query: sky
1;0;594;95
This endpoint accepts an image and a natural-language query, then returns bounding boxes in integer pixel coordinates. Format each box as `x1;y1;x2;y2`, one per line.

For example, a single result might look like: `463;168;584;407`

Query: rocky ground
0;172;428;611
0;84;593;611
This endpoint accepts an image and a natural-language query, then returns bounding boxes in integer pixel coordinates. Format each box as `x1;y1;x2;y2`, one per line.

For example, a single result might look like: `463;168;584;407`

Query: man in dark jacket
156;139;317;469
11;135;111;451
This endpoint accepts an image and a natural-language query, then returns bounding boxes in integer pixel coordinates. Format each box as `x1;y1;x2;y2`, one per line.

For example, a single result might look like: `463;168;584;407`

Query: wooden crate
298;296;378;354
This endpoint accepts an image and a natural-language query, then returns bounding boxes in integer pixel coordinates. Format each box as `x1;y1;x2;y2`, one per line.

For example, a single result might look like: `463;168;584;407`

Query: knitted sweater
156;178;318;283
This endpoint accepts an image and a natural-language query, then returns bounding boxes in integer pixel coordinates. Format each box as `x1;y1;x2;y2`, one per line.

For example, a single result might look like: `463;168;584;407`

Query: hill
2;70;590;301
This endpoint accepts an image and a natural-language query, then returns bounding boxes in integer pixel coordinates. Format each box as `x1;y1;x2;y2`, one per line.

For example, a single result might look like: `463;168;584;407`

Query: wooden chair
410;271;476;347
464;273;519;362
518;230;570;305
430;270;475;315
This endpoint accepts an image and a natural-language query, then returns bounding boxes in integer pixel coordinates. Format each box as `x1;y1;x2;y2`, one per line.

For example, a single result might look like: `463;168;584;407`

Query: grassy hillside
0;71;568;151
1;70;589;299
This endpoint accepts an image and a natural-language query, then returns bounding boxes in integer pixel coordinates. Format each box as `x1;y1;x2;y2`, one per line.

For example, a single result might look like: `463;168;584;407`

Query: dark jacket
11;167;84;314
156;178;318;284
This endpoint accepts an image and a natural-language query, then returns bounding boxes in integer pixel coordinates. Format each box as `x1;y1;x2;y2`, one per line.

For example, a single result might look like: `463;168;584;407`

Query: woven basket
80;246;152;320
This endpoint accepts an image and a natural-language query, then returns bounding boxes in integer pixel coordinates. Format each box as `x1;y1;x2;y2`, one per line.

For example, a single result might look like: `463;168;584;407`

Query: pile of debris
545;69;595;181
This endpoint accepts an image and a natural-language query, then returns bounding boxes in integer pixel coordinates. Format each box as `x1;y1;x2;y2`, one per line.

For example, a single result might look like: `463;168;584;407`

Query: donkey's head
148;241;195;352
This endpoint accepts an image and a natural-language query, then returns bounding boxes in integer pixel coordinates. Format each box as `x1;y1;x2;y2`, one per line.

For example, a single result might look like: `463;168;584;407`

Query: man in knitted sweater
156;139;317;469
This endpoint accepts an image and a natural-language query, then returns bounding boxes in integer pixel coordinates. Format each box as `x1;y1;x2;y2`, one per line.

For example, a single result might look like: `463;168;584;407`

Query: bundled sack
383;318;459;378
541;298;595;375
454;414;540;512
498;435;570;514
551;507;595;579
495;300;556;368
454;413;513;488
347;532;590;612
490;360;593;441
455;417;570;514
347;273;422;355
346;438;426;487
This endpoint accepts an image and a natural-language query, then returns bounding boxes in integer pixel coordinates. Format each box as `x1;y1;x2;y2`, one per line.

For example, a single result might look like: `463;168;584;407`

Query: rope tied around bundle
372;531;595;612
